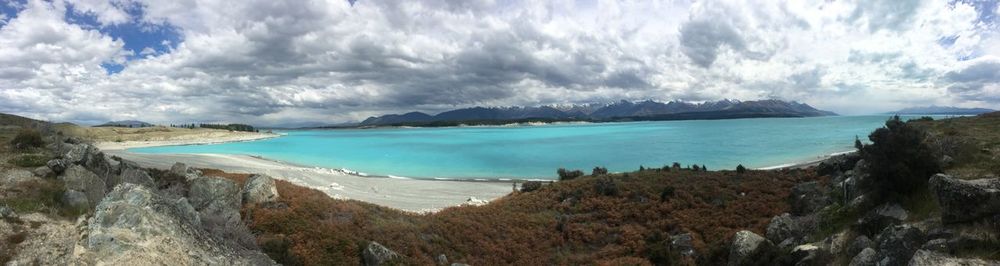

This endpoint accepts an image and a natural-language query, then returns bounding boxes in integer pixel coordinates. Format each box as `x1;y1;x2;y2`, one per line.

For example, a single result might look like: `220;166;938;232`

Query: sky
0;0;998;127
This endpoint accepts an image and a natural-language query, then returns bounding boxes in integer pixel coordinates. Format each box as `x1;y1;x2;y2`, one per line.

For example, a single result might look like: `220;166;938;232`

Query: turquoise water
130;116;939;180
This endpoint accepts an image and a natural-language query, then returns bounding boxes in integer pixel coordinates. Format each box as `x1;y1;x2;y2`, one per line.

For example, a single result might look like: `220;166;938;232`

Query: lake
129;115;939;180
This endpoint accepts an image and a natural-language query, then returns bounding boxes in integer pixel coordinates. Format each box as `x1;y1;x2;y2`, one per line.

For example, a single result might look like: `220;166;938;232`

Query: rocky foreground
2;137;277;265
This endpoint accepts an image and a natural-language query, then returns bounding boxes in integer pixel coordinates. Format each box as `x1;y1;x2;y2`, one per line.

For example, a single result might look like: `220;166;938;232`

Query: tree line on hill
169;123;258;132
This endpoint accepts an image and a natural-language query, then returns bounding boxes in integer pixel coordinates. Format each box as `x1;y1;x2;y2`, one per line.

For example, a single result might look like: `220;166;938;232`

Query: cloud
945;57;1000;102
0;0;996;126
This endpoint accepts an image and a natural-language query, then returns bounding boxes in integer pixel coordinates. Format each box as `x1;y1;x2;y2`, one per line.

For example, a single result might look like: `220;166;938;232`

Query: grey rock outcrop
728;230;769;266
909;249;996;266
363;241;402;266
766;213;799;244
875;224;925;266
855;203;909;236
32;166;54;178
59;165;106;208
86;183;274;265
790;181;829;215
106;165;155;190
170;162;202;181
847;235;873;257
46;158;68;174
929;174;1000;224
849;247;877;266
242;174;279;205
188;176;241;226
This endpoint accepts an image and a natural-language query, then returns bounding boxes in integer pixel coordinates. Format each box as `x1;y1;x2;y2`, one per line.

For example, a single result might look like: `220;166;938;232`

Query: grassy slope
209;167;821;265
911;112;1000;178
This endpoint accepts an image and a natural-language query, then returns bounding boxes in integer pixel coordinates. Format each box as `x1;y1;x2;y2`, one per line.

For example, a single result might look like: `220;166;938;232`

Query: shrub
9;128;43;151
701;165;708;171
639;165;645;171
557;168;584;181
659;186;676;202
591;167;608;176
860;116;941;198
672;162;682;170
691;164;700;171
594;177;618;196
736;164;747;174
520;181;542;192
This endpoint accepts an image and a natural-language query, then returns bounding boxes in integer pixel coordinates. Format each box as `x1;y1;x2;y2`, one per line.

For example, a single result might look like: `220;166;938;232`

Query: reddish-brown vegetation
202;167;820;265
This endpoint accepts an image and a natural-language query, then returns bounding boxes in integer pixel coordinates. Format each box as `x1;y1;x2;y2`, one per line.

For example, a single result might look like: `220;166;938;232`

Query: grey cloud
848;0;924;31
945;59;1000;102
679;19;745;68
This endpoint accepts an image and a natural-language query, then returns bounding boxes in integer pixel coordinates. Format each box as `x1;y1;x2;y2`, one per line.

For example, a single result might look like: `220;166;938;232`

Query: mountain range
888;106;995;115
359;99;836;127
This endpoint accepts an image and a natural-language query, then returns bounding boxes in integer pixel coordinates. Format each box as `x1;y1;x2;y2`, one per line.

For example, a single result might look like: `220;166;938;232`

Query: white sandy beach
97;135;514;213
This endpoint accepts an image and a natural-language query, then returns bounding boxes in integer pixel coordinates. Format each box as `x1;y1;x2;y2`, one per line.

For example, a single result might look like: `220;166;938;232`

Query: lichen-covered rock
929;174;1000;224
908;249;996;266
188;176;241;225
169;162;202;181
847;235;873;258
875;224;925;266
766;213;799;244
32;166;54;178
63;144;90;164
728;230;769;266
790;181;829;215
85;183;275;265
59;165;106;208
242;174;279;205
855;203;908;236
106;165;155;190
46;158;68;174
848;247;877;266
363;241;402;266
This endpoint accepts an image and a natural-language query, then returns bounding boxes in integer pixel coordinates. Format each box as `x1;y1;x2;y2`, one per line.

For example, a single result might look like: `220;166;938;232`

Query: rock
848;248;877;266
0;204;16;220
929;174;1000;224
33;166;54;178
107;166;155;190
83;150;120;183
728;230;769;266
817;153;861;176
920;238;949;252
939;155;955;168
62;190;91;210
855;203;909;237
169;162;202;180
363;241;402;266
59;165;106;208
847;235;873;257
242;174;279;205
188;176;241;226
875;224;925;266
670;233;696;257
909;249;996;266
790;244;832;266
462;197;489;206
766;213;799;244
63;144;90;164
46;158;68;174
1;168;38;186
790;181;829;215
436;254;448;265
86;183;274;265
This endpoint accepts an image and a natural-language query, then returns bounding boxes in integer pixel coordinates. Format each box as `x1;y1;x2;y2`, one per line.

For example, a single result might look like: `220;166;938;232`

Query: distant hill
96;120;154;128
358;99;836;127
0;113;46;127
889;106;995;115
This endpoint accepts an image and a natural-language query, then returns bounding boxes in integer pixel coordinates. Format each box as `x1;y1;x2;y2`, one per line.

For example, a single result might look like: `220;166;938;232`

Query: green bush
591;166;608;175
520;181;542;192
860;116;941;198
556;168;583;181
9;128;43;151
736;164;747;174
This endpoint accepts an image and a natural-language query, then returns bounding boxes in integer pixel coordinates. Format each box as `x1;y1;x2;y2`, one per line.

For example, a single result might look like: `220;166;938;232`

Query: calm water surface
130;116;940;180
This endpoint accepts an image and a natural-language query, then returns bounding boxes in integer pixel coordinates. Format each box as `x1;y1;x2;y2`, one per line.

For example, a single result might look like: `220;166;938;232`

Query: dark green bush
591;166;608;175
594;177;618;196
9;128;43;151
736;164;747;174
860;116;941;198
556;168;583;181
520;181;542;192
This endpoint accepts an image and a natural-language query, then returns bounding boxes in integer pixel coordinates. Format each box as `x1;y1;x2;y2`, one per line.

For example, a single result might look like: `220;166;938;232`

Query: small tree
701;165;708;171
557;168;584;181
854;135;863;151
591;166;609;175
736;164;747;174
639;165;645;171
861;116;941;198
691;164;700;171
671;162;682;170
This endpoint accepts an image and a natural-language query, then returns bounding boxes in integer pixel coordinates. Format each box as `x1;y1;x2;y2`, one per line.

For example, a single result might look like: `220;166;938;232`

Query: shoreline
757;150;855;170
95;132;282;150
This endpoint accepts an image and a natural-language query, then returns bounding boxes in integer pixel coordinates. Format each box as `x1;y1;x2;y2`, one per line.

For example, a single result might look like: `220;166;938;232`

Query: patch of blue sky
63;2;182;74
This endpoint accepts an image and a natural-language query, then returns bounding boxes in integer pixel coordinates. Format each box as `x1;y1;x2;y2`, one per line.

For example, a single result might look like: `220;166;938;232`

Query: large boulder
170;162;202;181
728;230;770;266
929;174;1000;224
765;213;800;244
908;249;996;266
790;244;832;266
63;144;91;164
363;241;402;266
86;183;274;265
59;165;106;208
848;248;877;266
83;150;121;183
188;176;241;223
847;235;873;258
790;181;829;216
875;224;925;266
46;158;68;174
855;203;909;237
106;165;155;190
241;174;279;205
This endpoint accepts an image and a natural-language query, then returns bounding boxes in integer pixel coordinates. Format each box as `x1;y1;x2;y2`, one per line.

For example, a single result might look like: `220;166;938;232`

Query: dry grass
55;124;250;143
207;167;820;265
912;112;1000;179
